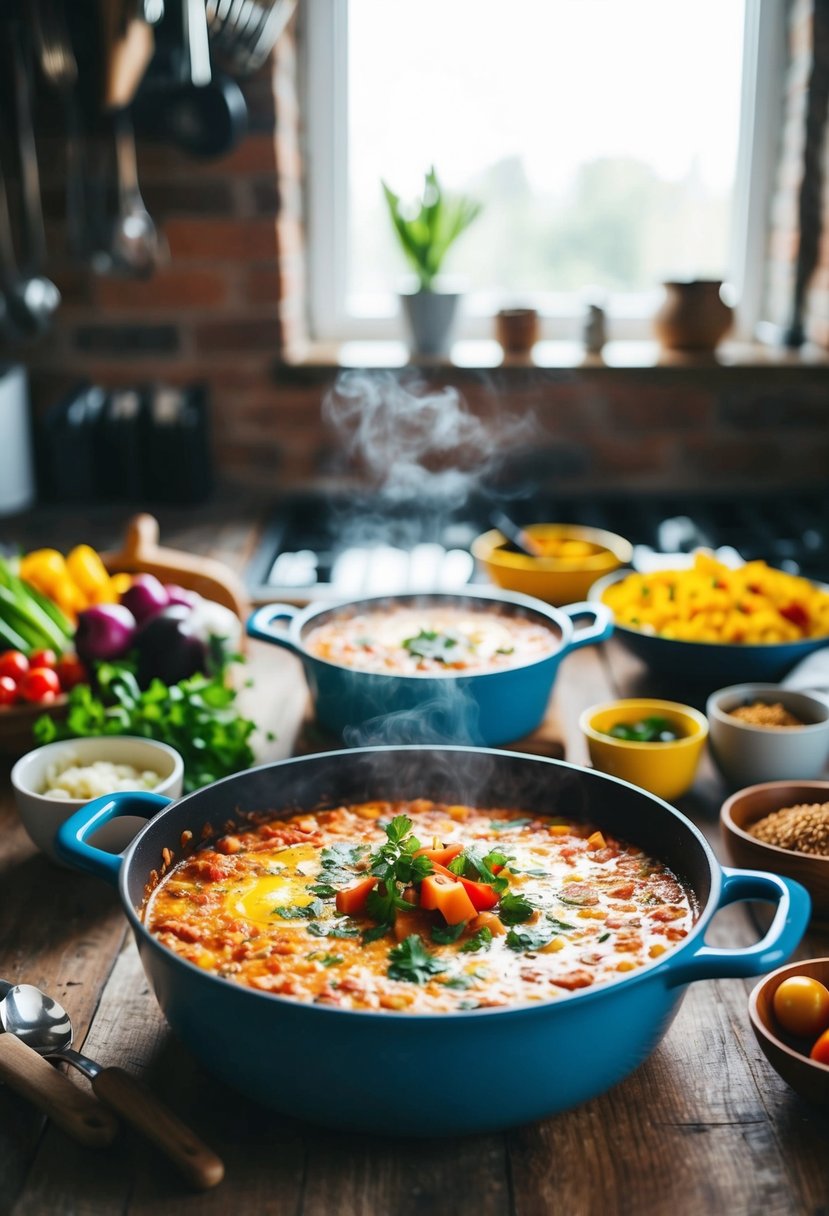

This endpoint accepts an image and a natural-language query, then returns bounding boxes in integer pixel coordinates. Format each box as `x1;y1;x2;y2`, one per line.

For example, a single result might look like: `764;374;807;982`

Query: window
304;0;785;345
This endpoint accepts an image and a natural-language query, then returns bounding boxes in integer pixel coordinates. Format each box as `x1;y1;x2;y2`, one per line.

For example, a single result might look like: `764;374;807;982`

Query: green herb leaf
271;899;323;920
308;952;343;967
459;927;493;953
498;893;535;925
387;935;446;984
431;921;467;945
361;923;391;945
597;932;611;943
506;927;552;952
489;818;533;832
545;915;576;932
308;883;338;899
402;629;464;664
307;921;360;939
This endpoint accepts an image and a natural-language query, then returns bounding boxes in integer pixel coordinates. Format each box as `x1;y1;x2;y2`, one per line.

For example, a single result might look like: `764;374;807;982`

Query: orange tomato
772;976;829;1039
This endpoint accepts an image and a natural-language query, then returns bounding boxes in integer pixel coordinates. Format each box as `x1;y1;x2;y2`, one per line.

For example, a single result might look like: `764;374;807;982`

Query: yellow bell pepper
19;549;87;618
66;545;117;605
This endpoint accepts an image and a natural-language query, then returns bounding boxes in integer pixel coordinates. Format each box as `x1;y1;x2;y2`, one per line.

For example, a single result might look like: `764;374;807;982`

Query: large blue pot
246;589;613;745
56;747;809;1137
590;569;829;686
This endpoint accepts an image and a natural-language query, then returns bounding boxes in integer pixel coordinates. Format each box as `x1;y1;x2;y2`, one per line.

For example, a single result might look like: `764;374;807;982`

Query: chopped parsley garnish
307;921;360;939
319;841;369;886
307;882;338;899
387;935;446;984
459;927;493;953
271;899;323;920
506;927;553;952
308;952;343;967
361;923;391;945
402;629;465;663
597;932;611;943
489;818;533;832
366;815;432;926
448;847;508;894
546;914;576;932
497;893;535;925
431;921;467;945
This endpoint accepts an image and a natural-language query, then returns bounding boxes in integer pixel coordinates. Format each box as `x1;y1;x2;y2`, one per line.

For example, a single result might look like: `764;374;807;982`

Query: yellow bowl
472;524;632;606
579;698;709;802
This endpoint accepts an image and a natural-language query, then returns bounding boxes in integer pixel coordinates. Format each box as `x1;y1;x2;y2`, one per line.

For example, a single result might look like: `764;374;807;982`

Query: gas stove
246;489;829;604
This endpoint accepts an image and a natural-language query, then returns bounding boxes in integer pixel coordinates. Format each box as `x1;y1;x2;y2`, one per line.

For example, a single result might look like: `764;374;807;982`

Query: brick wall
13;9;829;500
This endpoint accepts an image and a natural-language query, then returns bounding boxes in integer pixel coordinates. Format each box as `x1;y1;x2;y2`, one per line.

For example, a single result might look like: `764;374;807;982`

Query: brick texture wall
13;9;829;500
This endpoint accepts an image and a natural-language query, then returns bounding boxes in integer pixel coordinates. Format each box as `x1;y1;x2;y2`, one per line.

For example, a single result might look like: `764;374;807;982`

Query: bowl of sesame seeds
706;684;829;788
721;780;829;923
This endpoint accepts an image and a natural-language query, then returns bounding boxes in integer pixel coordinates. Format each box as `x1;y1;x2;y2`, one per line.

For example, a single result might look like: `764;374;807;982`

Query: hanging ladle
489;510;546;558
0;983;224;1190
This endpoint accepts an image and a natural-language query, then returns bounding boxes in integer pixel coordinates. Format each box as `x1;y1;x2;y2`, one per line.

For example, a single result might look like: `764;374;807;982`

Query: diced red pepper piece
780;602;809;630
456;876;499;911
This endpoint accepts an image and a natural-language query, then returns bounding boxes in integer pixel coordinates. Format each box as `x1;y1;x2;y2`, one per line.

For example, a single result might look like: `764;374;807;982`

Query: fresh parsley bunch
33;661;258;793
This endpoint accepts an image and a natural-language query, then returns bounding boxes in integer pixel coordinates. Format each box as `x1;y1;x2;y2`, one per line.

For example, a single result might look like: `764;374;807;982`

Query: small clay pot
495;307;539;354
653;280;733;352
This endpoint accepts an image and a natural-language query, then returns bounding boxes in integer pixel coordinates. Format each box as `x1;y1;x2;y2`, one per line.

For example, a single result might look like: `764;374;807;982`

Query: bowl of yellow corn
589;551;829;685
472;524;633;606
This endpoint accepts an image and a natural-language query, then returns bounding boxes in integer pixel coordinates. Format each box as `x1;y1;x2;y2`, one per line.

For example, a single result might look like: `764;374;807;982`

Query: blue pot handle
664;867;811;987
559;601;614;652
55;791;172;885
246;603;303;655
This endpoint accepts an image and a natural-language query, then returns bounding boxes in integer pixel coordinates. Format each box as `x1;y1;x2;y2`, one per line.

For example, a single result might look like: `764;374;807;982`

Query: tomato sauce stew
303;606;558;675
144;801;698;1013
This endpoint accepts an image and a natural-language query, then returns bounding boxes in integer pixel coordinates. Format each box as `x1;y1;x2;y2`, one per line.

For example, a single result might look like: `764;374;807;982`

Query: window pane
347;0;745;313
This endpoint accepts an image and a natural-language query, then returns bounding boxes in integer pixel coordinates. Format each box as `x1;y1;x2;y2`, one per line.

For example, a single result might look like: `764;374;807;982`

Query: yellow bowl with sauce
579;698;709;802
472;524;632;606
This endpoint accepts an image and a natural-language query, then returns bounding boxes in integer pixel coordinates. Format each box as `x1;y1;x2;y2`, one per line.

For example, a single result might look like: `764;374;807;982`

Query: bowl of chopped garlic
721;780;829;922
707;684;829;788
11;735;184;863
589;551;829;686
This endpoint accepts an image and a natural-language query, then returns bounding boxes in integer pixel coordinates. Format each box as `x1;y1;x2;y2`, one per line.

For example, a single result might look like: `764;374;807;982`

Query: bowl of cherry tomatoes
0;648;87;756
749;958;829;1108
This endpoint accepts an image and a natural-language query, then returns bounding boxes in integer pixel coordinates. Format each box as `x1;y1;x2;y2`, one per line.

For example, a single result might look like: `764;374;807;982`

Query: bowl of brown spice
707;684;829;788
720;780;829;922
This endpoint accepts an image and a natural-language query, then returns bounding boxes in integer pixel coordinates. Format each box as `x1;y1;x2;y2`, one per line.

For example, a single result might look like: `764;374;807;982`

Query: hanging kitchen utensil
0;133;58;340
134;70;248;157
30;0;90;259
108;106;166;277
184;0;213;84
206;0;296;76
102;0;157;110
6;22;61;333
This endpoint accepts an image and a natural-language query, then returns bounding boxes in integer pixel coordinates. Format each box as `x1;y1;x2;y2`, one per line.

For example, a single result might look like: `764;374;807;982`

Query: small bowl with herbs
579;698;708;802
706;683;829;788
720;779;829;922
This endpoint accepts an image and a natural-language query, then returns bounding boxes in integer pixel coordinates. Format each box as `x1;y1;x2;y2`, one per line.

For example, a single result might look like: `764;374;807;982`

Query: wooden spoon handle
92;1067;224;1190
0;1034;118;1147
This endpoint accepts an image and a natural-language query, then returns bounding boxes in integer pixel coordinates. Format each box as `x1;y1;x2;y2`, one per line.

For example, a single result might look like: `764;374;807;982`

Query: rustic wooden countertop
0;505;828;1216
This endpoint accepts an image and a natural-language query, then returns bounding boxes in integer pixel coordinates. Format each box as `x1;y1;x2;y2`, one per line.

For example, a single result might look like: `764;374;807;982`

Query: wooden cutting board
292;697;566;760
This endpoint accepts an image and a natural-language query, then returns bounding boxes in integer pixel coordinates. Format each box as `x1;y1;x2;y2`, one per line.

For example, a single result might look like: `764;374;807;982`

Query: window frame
302;0;785;346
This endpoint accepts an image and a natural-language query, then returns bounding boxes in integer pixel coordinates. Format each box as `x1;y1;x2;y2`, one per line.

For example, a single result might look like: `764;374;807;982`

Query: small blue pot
56;746;810;1137
246;589;613;745
590;570;829;685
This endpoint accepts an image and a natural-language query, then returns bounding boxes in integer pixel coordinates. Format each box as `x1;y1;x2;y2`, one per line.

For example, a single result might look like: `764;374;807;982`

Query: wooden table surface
1;503;828;1216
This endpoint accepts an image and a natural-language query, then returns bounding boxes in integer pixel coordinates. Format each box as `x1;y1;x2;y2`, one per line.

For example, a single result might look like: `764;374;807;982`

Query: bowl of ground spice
706;684;829;788
721;780;829;922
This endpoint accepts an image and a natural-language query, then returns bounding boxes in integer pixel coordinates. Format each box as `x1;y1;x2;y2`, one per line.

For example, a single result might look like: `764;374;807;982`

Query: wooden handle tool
92;1067;225;1190
0;1033;118;1148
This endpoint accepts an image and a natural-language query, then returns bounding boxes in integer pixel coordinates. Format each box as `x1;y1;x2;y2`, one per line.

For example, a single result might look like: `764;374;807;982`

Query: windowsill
279;338;829;375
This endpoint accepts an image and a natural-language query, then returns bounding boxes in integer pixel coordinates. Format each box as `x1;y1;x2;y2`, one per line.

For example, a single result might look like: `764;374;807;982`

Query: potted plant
382;166;481;356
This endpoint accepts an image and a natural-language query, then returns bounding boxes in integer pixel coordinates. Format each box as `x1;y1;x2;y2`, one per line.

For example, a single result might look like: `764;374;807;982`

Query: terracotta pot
653;280;733;352
495;307;539;354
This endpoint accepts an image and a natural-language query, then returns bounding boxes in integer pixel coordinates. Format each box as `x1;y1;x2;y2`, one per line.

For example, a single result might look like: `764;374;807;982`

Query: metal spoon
0;984;224;1190
109;108;165;278
0;978;117;1147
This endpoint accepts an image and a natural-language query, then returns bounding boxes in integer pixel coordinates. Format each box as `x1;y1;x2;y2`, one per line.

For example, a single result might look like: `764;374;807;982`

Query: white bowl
706;683;829;789
11;736;184;864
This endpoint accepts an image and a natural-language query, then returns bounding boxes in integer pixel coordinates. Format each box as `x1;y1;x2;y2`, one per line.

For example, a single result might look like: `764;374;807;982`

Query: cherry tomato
810;1027;829;1066
0;675;18;706
0;650;28;681
28;648;57;670
55;654;88;691
773;975;829;1039
19;666;61;703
